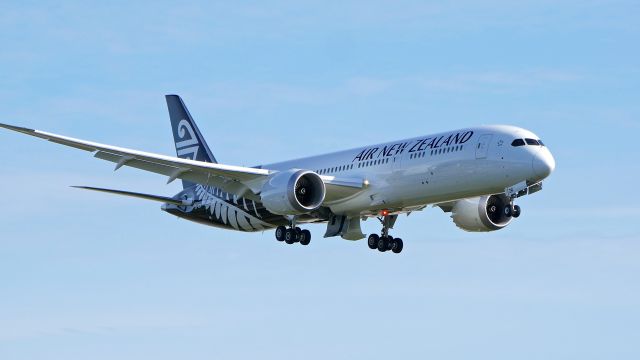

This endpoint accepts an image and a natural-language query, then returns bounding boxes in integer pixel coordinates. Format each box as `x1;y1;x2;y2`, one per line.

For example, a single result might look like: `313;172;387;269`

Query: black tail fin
165;95;217;188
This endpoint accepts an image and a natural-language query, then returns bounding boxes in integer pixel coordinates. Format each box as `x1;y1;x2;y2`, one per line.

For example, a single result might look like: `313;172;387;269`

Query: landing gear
377;236;389;252
367;234;379;249
299;229;311;246
284;228;296;244
503;202;522;219
275;223;312;246
391;238;404;254
368;214;403;254
375;236;404;253
504;205;513;217
513;205;521;218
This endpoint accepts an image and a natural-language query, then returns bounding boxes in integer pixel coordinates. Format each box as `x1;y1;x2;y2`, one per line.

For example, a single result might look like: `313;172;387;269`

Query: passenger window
511;139;525;147
525;138;540;146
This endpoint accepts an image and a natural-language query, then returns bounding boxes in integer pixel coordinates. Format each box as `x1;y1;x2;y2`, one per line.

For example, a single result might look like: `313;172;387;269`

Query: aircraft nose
532;149;556;179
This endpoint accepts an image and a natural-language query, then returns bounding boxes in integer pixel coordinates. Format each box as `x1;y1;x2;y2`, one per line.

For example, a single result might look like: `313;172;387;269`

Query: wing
0;123;365;202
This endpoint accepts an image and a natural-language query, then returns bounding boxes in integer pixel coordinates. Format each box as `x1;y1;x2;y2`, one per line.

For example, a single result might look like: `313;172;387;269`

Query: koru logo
175;119;200;160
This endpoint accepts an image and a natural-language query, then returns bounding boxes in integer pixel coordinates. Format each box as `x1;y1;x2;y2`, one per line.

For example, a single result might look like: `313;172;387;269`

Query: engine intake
451;194;513;232
260;169;326;215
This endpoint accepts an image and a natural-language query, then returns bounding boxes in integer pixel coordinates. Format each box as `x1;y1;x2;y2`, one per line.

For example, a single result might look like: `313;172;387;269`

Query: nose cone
532;149;556;180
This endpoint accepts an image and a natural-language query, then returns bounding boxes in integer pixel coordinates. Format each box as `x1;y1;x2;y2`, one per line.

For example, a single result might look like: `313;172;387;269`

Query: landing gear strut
504;183;526;219
275;224;311;246
367;214;403;254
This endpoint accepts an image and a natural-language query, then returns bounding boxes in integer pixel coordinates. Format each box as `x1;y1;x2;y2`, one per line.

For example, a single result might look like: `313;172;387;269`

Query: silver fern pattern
190;184;274;231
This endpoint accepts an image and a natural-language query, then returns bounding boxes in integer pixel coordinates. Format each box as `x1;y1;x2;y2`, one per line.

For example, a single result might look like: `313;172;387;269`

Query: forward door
475;134;493;159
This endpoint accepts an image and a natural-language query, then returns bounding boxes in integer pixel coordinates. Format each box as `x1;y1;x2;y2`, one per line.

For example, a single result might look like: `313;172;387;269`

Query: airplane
0;95;555;254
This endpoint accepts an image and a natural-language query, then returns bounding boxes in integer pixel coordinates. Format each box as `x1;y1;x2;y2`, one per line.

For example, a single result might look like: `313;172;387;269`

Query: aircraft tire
392;238;404;254
377;237;389;252
367;234;379;249
299;230;311;245
284;229;296;244
504;205;513;217
275;226;286;241
513;205;521;218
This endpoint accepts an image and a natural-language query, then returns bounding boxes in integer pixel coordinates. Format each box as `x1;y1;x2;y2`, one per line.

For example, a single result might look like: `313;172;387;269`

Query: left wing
72;186;193;206
0;123;365;201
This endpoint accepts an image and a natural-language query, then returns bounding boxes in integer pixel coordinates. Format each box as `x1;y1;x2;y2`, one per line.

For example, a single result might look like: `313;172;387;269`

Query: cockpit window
538;139;545;146
525;138;540;146
511;139;525;147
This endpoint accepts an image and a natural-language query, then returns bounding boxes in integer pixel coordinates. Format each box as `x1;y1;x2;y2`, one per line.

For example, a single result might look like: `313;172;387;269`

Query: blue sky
1;1;639;359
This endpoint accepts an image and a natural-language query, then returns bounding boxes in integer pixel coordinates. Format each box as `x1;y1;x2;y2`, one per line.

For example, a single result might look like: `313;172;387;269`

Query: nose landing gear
503;202;522;218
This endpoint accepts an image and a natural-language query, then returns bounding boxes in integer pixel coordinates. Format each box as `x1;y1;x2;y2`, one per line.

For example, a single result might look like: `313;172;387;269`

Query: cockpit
511;138;545;147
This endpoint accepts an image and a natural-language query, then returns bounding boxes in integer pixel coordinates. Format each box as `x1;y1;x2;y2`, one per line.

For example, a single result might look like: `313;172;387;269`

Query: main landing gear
367;214;403;254
275;225;311;246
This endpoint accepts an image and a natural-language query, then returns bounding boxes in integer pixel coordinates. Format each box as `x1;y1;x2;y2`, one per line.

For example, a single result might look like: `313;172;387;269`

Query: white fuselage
264;125;555;217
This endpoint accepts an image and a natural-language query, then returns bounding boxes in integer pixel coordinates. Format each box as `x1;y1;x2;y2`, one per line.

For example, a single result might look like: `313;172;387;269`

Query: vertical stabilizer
165;94;217;188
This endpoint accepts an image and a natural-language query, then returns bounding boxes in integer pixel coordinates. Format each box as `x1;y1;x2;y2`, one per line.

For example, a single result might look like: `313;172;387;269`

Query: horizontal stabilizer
72;186;191;206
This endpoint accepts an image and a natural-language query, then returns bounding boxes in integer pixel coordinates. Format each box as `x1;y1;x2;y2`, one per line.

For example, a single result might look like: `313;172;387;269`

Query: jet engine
451;194;513;232
260;169;326;215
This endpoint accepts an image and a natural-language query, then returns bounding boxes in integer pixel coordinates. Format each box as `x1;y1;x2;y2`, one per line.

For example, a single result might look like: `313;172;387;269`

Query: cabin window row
358;157;390;168
410;145;465;159
316;164;354;175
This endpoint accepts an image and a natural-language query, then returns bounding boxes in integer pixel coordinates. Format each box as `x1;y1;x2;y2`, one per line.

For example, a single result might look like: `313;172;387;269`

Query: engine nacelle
451;194;513;232
260;169;326;215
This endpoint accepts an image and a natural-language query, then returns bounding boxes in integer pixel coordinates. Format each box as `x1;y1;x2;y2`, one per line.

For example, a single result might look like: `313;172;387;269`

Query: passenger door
475;134;493;159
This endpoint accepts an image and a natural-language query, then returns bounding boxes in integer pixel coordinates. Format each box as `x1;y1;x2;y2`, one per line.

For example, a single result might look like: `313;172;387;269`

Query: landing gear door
475;134;493;159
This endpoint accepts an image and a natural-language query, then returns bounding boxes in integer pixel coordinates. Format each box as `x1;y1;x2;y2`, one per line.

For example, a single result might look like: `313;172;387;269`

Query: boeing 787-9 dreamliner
0;95;555;254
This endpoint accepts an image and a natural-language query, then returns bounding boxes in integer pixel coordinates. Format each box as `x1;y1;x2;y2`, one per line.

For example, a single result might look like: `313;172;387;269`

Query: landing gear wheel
512;205;521;218
377;236;389;252
368;234;379;249
294;227;302;242
299;230;311;246
275;226;286;241
391;238;404;254
284;229;296;244
504;205;513;217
